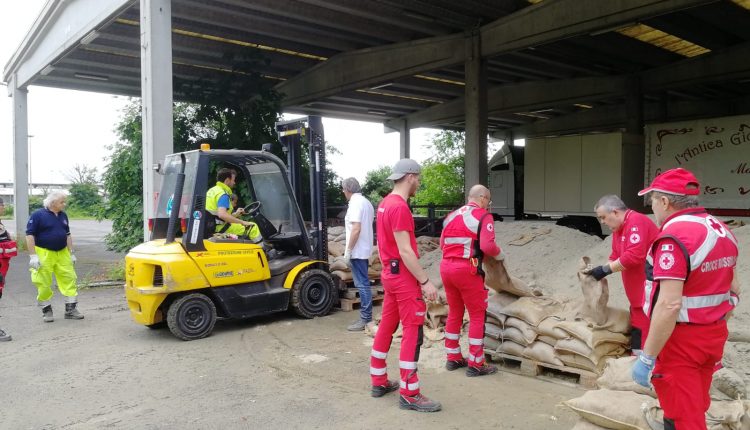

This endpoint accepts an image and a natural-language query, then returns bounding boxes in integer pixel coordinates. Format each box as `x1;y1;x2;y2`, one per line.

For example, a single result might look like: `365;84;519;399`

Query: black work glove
587;265;612;281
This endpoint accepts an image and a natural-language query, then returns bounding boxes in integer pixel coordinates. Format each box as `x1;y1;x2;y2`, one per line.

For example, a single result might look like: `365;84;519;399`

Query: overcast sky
1;1;454;186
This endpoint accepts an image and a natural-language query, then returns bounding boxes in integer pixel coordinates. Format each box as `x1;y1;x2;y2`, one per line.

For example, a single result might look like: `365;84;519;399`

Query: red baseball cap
638;168;700;196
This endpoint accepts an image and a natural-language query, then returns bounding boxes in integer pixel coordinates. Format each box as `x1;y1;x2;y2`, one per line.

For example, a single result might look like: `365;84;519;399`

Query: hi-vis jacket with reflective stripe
206;181;234;225
440;202;501;260
644;208;739;324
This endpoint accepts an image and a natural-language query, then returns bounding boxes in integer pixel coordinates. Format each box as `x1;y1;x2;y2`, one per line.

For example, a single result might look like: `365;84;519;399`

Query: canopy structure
6;0;750;232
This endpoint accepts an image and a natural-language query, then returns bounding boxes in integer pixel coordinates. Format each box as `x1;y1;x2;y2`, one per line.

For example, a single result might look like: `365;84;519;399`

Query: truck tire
166;293;217;341
291;268;336;318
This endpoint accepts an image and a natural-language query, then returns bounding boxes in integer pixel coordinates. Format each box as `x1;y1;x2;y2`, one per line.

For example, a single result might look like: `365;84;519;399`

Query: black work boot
445;358;468;371
399;393;442;412
42;305;54;323
466;363;498;377
371;380;399;398
65;303;84;320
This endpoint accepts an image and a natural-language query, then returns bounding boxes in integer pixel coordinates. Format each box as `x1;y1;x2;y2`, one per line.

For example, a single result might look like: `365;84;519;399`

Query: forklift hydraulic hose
165;154;186;244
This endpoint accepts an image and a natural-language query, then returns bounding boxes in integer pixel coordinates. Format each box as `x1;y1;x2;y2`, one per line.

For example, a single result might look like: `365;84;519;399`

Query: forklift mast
275;116;328;261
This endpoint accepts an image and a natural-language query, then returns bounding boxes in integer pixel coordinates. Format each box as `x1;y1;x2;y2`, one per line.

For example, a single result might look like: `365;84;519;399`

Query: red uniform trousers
651;320;727;430
370;277;426;397
630;307;650;350
440;258;488;368
0;257;9;296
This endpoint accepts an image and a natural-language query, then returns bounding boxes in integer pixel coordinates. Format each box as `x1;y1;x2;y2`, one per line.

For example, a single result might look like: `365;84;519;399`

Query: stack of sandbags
483;293;631;373
326;225;383;283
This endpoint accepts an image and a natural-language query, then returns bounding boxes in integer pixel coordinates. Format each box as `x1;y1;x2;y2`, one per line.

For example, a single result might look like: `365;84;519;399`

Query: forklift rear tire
166;293;217;341
291;269;336;318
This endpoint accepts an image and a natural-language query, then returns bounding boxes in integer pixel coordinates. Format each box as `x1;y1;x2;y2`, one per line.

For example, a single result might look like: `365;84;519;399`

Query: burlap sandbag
592;307;631;335
498;340;526;357
578;257;610;326
501;327;529;346
597;356;656;397
504;317;537;344
570;418;610;430
536;317;569;339
711;367;747;401
500;296;564;327
644;398;747;430
557;353;601;372
328;241;345;257
555;338;626;365
522;341;564;366
329;259;349;272
487;292;516;322
557;320;630;349
487;316;504;327
537;335;558;346
484;336;501;352
484;257;542;297
331;270;353;282
564;389;653;430
485;322;502;340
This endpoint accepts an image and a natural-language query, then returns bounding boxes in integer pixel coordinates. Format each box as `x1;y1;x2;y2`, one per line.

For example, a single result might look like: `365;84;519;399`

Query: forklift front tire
291;269;336;318
167;293;217;341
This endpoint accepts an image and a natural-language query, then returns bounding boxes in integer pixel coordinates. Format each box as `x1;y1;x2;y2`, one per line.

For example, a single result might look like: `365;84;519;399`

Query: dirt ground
0;220;584;430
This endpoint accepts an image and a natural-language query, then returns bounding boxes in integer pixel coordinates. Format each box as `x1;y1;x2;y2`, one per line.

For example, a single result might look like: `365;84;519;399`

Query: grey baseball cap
387;158;422;181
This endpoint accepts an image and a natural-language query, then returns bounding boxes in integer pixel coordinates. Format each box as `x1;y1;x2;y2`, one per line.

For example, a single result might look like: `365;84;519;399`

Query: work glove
585;265;612;281
631;352;655;388
343;248;352;267
70;254;77;265
29;254;41;270
494;251;506;261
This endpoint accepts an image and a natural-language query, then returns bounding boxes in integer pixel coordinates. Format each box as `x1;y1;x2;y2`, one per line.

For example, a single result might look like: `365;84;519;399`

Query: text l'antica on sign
659;123;750;165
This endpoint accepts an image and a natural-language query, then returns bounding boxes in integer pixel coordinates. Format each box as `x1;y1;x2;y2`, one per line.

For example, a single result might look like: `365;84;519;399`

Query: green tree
361;166;392;207
412;131;465;209
65;164;102;216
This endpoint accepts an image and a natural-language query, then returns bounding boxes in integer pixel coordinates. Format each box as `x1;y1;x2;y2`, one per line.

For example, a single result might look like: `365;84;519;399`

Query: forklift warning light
200;143;211;150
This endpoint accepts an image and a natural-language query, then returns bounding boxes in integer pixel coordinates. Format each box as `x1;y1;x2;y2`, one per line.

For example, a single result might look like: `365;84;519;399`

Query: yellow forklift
125;118;336;340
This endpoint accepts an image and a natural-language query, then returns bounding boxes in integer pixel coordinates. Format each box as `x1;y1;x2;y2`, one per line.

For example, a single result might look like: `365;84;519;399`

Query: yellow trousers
218;223;261;241
31;247;78;305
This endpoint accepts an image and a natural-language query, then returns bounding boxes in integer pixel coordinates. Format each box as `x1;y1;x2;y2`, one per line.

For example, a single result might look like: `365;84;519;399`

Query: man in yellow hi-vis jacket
25;191;81;322
206;168;261;241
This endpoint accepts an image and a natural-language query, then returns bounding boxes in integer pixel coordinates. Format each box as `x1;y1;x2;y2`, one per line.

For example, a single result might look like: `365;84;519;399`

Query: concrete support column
621;76;645;210
398;119;410;159
464;33;488;196
140;0;174;240
10;77;30;236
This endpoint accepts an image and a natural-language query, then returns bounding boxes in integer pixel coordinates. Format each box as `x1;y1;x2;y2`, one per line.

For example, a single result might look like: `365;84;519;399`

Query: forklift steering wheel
242;201;262;217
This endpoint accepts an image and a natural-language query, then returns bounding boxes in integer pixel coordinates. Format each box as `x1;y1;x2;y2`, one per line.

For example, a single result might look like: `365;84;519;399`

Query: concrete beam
506;96;750;138
2;0;133;87
385;75;628;130
275;0;713;108
140;0;175;241
10;77;29;236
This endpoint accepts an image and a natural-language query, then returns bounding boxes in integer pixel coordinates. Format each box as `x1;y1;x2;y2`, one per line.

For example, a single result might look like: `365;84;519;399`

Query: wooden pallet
342;286;385;300
486;351;598;389
338;294;384;312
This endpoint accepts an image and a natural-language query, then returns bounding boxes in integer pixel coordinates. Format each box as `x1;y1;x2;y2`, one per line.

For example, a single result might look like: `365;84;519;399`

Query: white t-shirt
345;193;374;259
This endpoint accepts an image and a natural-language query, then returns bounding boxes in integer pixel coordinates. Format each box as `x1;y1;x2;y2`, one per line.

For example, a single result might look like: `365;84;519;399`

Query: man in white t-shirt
342;177;375;331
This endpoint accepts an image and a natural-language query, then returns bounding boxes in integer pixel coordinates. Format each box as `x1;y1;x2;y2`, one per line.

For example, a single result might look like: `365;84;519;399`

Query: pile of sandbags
483;293;631;373
564;356;750;429
326;226;383;283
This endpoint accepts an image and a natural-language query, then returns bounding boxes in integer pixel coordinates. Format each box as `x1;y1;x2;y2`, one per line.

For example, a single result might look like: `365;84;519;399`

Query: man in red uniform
440;184;502;376
586;195;658;352
369;158;441;413
632;168;740;430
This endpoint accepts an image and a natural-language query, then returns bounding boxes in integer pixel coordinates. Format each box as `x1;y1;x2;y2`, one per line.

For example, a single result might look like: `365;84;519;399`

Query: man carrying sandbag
586;195;658;352
632;168;740;430
440;184;504;377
